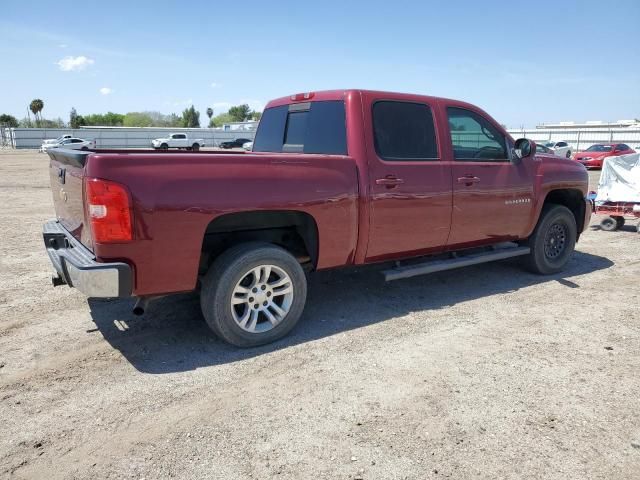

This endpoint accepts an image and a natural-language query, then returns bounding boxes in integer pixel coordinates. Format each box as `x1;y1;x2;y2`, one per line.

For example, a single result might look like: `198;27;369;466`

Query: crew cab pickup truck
151;133;205;150
44;89;590;347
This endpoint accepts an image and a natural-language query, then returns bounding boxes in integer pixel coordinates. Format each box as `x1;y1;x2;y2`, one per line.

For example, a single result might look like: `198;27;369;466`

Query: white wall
506;127;640;151
11;127;255;149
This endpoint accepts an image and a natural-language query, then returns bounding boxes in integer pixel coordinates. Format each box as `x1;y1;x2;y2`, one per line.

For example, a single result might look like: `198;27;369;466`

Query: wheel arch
541;188;587;236
199;210;319;275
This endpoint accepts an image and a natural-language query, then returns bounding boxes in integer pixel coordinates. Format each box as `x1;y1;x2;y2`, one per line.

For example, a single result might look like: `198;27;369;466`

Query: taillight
84;178;133;243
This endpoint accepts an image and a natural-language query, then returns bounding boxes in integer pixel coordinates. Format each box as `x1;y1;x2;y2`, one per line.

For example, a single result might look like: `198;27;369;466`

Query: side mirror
513;138;536;161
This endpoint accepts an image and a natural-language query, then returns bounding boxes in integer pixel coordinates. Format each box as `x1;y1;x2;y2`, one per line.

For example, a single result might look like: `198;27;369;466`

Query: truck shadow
87;250;613;374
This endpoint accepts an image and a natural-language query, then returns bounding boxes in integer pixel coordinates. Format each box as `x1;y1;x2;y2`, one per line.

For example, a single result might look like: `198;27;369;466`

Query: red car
43;89;590;347
574;143;635;169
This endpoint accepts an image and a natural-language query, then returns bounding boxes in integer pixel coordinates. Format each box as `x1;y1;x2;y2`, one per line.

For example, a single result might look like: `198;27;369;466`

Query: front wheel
192;143;200;151
599;216;618;231
523;204;576;274
200;242;307;347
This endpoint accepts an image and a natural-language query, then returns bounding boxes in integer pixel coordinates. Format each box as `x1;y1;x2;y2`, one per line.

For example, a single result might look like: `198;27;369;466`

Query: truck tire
523;204;576;275
192;143;200;151
599;216;618;231
200;242;307;347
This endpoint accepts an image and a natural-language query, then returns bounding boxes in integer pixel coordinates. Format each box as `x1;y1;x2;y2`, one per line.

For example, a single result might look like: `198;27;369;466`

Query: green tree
40;118;66;128
29;99;44;126
227;104;252;122
0;114;19;128
181;105;200;128
250;111;262;121
123;112;154;127
209;112;233;128
84;112;125;126
69;107;86;129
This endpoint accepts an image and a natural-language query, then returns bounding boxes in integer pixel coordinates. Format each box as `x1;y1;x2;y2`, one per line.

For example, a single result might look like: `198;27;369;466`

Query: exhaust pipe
132;297;150;316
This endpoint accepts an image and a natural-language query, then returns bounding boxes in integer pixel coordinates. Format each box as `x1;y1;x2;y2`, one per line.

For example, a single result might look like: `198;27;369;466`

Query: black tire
160;143;169;150
566;151;571;158
523;204;577;275
613;216;625;229
200;242;307;347
599;216;618;231
192;143;200;151
81;146;89;151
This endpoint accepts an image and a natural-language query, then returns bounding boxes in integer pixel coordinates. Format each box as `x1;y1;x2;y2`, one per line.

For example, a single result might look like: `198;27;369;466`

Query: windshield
586;145;612;152
544;142;555;147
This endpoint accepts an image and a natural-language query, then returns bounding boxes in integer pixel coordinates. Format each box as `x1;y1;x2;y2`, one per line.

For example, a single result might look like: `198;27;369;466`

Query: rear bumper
43;220;132;298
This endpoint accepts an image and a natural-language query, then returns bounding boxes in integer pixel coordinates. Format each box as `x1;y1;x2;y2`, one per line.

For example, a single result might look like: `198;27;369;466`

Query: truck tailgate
47;149;93;250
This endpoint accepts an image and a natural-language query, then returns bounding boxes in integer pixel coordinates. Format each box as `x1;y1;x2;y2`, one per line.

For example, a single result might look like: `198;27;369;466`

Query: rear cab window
252;101;347;155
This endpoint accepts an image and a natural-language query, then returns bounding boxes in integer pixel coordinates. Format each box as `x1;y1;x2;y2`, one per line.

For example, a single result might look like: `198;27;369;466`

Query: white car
542;141;572;158
151;133;205;151
41;137;95;152
43;134;72;145
242;141;253;151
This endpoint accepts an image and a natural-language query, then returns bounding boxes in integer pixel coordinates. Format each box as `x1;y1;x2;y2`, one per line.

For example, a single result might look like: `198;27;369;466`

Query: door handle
457;175;480;185
376;176;405;187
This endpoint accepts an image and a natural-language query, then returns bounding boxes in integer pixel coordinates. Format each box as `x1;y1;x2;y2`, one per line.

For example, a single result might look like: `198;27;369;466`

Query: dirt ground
1;149;638;480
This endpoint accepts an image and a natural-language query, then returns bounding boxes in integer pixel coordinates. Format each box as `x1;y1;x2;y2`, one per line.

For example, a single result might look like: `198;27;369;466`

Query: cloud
56;55;94;71
210;82;222;88
58;43;68;48
99;87;113;95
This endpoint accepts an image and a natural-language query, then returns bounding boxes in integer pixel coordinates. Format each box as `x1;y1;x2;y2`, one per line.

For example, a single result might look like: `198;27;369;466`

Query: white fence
9;127;255;149
506;127;640;151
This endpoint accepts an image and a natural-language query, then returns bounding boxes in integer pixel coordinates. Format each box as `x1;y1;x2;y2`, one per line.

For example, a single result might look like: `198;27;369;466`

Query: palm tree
29;99;44;126
206;107;213;121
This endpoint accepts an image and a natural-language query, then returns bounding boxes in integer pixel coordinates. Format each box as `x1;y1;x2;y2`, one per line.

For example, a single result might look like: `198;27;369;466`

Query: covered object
595;153;640;203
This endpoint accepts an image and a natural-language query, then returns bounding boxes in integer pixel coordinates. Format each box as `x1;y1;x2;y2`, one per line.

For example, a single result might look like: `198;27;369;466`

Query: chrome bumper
43;220;132;298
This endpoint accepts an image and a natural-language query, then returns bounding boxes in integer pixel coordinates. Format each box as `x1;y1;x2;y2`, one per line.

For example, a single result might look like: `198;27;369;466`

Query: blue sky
1;0;639;128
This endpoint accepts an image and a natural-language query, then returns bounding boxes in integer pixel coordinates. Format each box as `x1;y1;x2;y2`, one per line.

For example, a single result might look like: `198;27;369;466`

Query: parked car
543;141;572;158
535;143;554;154
43;89;590;347
242;141;253;151
43;134;72;145
219;138;252;149
573;143;636;169
151;133;205;150
41;137;94;152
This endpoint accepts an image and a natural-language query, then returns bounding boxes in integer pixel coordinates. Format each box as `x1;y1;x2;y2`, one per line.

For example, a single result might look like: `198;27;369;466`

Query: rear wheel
200;242;307;347
566;150;572;158
523;204;576;274
613;216;625;229
599;216;618;231
192;143;200;151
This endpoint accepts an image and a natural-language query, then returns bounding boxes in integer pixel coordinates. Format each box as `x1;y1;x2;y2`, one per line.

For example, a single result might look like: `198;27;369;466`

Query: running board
383;245;531;281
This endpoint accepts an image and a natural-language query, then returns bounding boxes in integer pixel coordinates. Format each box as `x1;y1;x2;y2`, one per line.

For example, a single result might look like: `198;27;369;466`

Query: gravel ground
1;150;638;480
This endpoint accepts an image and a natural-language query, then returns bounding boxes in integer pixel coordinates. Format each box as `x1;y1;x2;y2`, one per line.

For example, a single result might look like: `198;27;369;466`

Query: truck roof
265;89;485;115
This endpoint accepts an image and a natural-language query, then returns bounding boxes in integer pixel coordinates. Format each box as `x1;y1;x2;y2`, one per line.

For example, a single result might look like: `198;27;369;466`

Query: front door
444;106;534;248
363;96;452;262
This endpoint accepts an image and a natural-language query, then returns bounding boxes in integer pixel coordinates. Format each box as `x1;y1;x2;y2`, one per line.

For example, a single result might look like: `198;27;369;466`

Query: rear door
444;105;534;248
362;95;452;262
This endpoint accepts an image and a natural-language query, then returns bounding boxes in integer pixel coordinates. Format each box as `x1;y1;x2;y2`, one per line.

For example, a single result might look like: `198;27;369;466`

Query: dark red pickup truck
44;89;590;346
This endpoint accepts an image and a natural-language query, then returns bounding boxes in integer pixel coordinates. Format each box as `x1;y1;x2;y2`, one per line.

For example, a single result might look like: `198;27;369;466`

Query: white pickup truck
151;133;205;151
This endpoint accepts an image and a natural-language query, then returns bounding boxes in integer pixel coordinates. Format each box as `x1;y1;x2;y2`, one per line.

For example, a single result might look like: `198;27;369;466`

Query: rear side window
372;101;438;161
253;100;347;155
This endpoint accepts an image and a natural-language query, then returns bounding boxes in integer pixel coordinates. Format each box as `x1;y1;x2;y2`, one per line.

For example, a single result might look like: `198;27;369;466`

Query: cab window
447;107;508;161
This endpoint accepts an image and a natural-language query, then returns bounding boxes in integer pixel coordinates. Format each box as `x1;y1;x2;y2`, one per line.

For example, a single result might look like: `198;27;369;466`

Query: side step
383;244;530;281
